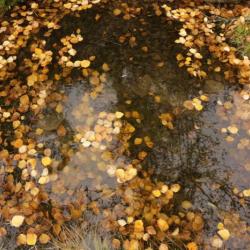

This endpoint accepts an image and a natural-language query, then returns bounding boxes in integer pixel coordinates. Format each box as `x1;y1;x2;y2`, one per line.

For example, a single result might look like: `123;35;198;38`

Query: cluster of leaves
163;1;250;84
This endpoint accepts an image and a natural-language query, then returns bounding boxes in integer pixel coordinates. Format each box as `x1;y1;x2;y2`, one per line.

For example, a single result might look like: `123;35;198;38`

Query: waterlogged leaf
183;100;194;110
11;215;25;228
192;215;204;231
243;189;250;197
113;9;122;16
152;189;161;197
157;218;169;232
218;229;230;241
27;233;37;246
81;60;91;68
159;244;169;250
27;74;38;86
187;242;198;250
134;220;144;233
115;111;124;119
41;156;52;166
228;125;238;134
181;200;192;209
193;102;203;111
146;226;156;235
134;138;143;145
39;233;50;244
0;227;7;237
211;236;223;248
118;219;127;227
171;184;181;192
17;234;27;245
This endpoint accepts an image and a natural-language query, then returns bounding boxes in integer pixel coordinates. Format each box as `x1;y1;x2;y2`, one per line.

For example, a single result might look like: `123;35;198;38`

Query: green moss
231;19;250;58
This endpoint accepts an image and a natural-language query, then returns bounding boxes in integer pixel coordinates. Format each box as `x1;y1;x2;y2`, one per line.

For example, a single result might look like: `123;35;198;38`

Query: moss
231;18;250;58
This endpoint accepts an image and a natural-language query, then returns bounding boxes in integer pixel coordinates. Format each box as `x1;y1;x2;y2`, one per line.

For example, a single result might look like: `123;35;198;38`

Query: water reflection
42;5;250;247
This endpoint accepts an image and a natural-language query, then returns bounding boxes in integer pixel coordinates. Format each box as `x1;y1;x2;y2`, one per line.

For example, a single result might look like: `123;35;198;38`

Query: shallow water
1;2;250;250
39;5;250;248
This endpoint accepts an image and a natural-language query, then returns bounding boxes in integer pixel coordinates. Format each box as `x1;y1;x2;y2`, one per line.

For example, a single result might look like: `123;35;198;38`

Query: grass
52;225;113;250
231;18;250;58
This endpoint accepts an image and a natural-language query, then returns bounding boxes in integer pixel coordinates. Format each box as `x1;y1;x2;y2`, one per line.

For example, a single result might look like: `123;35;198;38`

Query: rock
204;79;224;94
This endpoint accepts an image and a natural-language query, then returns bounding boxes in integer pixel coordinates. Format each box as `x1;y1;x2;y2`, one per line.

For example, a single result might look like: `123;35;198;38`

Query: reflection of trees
142;91;250;246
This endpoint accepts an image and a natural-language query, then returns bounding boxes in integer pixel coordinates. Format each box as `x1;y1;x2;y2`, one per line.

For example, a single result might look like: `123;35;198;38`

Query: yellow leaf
11;215;25;228
134;220;144;233
183;100;194;110
17;234;27;245
218;229;230;241
157;218;169;232
81;60;91;68
39;233;50;244
27;233;37;246
41;156;52;166
113;9;122;16
187;242;198;250
152;190;161;197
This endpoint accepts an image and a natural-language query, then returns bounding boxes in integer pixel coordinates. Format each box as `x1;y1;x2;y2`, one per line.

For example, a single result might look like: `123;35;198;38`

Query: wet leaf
81;60;91;68
11;215;25;228
27;233;37;246
157;218;169;232
17;234;27;245
39;233;50;244
41;156;52;167
218;229;230;241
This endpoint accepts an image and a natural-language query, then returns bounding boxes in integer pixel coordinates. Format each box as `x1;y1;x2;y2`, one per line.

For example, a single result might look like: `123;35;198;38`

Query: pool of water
0;1;249;249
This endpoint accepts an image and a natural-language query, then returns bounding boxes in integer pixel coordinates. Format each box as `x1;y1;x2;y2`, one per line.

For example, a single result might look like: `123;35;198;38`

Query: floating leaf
39;233;50;244
11;215;25;228
27;233;37;246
